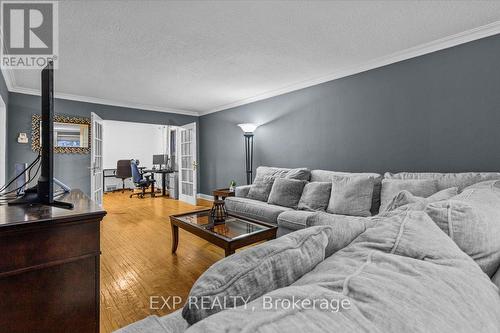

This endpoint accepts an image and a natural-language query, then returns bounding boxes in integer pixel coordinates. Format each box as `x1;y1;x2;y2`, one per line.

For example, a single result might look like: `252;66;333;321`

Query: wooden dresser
0;190;106;333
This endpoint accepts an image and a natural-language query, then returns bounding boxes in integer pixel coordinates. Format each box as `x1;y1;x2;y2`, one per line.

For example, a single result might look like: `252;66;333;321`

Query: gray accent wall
199;34;500;195
7;92;197;195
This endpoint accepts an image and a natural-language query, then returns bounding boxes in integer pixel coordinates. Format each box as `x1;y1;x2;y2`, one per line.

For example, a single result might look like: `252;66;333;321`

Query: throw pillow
424;199;499;277
247;177;275;202
421;181;500;277
182;226;338;325
253;166;310;182
380;179;438;212
267;178;307;209
297;182;332;211
284;168;311;181
326;176;375;217
384;187;458;212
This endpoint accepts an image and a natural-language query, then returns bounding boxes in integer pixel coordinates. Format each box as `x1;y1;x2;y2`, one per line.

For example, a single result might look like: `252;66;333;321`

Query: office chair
129;160;156;198
115;160;133;192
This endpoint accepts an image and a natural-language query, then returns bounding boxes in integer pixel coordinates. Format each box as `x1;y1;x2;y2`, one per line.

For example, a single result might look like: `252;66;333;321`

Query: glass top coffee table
170;209;277;256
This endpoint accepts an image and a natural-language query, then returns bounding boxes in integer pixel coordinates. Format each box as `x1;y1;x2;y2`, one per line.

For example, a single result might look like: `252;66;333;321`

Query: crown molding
199;20;500;116
8;86;199;116
3;21;500;117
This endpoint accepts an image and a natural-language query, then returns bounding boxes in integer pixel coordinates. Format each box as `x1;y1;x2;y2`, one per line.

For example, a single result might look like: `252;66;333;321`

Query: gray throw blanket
117;210;500;333
186;210;500;332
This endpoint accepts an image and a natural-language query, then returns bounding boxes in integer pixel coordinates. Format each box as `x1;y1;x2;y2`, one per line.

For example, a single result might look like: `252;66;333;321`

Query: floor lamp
238;123;258;185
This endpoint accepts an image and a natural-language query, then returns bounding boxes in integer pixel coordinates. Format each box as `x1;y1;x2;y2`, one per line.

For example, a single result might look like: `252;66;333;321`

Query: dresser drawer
0;220;100;274
0;256;99;333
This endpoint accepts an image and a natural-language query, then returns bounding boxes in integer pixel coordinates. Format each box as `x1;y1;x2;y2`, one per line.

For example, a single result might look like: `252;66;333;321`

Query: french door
90;112;104;206
178;122;197;205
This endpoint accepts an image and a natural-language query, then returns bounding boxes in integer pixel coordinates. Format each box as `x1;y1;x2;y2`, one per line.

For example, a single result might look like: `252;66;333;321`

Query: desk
0;190;106;333
143;169;174;196
103;167;145;193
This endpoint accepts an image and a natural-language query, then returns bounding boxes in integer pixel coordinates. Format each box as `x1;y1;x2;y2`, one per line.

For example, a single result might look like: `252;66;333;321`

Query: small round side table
212;188;235;201
210;188;234;224
210;199;227;224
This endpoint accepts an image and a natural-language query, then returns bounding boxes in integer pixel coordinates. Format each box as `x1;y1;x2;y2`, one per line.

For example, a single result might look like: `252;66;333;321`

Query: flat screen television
9;61;73;209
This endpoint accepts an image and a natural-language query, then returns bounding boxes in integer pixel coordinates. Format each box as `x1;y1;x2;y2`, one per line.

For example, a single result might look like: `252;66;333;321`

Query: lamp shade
237;123;258;133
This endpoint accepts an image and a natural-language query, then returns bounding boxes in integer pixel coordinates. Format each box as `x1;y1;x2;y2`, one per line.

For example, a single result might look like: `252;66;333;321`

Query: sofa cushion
493;266;500;290
187;209;500;333
424;200;496;277
308;211;371;230
326;175;375;217
254;166;311;182
297;181;332;212
182;226;339;325
277;210;318;231
158;309;189;333
383;187;458;212
267;178;307;209
464;179;500;191
423;182;500;277
310;170;382;214
225;197;292;224
235;184;252;198
380;179;438;212
247;177;274;202
114;315;171;333
384;172;500;191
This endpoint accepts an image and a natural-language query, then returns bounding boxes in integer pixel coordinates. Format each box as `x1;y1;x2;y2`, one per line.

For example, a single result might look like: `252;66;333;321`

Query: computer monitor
153;154;168;167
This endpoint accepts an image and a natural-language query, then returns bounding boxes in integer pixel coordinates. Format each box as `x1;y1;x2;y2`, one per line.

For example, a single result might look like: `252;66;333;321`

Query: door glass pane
182;156;192;169
179;126;195;201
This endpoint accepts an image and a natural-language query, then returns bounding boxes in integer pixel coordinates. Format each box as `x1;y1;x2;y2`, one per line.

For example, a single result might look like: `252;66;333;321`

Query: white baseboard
197;193;213;201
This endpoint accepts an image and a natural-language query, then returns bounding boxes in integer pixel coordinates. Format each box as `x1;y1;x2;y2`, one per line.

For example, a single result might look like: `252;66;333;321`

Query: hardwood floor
100;191;218;333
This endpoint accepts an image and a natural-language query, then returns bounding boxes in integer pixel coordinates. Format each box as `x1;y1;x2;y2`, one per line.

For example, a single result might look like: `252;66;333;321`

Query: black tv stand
8;185;74;209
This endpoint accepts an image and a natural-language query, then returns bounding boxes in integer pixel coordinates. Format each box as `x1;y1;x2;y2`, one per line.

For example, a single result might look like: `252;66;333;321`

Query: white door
90;112;104;205
178;122;197;205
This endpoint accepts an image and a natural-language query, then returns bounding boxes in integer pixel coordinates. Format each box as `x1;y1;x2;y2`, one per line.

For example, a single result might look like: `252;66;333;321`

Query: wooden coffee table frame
170;209;277;256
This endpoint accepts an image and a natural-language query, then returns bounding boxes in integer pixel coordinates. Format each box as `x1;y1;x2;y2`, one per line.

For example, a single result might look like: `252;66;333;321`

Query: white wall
102;120;167;190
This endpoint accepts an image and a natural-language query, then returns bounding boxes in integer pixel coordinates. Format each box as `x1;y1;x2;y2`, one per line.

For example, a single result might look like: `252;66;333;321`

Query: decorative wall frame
32;114;91;154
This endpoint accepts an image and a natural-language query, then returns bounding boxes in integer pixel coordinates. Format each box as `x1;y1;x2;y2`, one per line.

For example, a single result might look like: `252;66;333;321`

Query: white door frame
90;112;104;206
0;95;6;191
177;122;197;205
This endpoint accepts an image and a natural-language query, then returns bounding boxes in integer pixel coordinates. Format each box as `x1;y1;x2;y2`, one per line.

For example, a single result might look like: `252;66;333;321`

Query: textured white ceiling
8;0;500;115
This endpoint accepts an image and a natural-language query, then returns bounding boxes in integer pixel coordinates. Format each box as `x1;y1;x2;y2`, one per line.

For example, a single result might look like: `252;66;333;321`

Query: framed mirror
32;114;91;154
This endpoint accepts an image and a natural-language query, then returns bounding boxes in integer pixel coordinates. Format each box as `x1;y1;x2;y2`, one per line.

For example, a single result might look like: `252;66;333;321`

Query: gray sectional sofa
226;167;382;236
116;168;500;333
225;166;500;236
